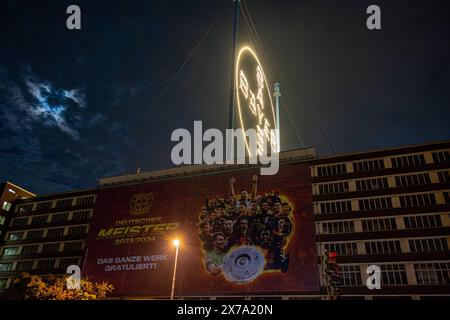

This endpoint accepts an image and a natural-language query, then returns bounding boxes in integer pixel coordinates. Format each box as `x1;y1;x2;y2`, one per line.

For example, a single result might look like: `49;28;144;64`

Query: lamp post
170;239;180;300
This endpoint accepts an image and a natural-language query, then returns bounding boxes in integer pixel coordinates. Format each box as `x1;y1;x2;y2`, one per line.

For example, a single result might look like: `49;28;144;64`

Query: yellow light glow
235;46;277;157
173;239;180;246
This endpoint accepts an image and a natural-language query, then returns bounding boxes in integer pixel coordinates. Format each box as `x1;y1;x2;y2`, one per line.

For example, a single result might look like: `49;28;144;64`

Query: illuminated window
8;232;24;241
0;263;13;272
2;247;19;256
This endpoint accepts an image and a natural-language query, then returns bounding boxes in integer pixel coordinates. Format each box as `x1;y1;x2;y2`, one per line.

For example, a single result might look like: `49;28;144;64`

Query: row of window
7;225;88;241
16;195;96;213
318;192;444;213
316;170;450;195
320;213;445;234
315;150;449;178
322;237;448;255
0;258;80;272
10;210;92;227
1;241;84;256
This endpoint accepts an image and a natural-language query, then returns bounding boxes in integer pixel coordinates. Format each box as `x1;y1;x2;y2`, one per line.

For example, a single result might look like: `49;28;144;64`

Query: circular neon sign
235;46;278;157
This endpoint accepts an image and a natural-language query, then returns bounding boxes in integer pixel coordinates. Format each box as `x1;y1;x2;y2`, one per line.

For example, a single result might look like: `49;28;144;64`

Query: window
37;259;56;270
0;263;13;272
432;151;450;164
395;173;431;187
55;199;73;209
31;215;48;225
317;164;347;177
322;221;355;234
355;177;388;191
72;210;91;221
51;212;69;223
340;265;362;286
409;238;448;253
444;192;450;204
399;193;437;207
2;247;19;256
391;154;425;168
358;197;393;211
27;229;44;240
17;203;33;213
380;264;408;285
47;228;65;238
324;242;358;255
16;261;34;271
68;225;87;236
365;240;401;254
63;241;83;252
414;262;450;285
437;171;450;183
318;182;349;195
76;196;95;207
36;201;52;211
21;245;39;255
0;215;5;225
8;232;24;241
353;159;385;172
320;201;352;213
362;218;397;231
11;217;28;226
59;258;80;269
404;215;442;229
2;201;11;212
42;243;60;254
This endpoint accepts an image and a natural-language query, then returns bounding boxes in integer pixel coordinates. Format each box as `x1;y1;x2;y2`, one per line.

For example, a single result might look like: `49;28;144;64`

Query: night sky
0;0;449;194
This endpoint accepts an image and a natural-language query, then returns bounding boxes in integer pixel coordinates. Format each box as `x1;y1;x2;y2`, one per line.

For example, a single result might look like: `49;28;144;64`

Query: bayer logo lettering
223;246;265;284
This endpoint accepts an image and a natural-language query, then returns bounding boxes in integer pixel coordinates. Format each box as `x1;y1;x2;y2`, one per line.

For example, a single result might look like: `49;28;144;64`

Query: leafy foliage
7;273;114;300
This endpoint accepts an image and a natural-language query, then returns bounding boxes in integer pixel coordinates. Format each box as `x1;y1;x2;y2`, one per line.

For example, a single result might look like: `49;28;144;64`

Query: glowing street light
170;239;180;300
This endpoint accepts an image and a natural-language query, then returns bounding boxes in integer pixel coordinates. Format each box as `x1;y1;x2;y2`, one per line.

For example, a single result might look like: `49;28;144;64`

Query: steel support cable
241;1;306;148
146;9;225;115
242;0;336;154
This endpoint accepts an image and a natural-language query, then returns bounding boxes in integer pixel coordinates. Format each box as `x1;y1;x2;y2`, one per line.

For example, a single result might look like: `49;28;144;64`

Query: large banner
83;163;319;296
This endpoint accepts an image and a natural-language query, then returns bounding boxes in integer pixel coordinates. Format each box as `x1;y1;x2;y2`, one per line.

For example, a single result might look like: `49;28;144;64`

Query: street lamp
170;239;180;300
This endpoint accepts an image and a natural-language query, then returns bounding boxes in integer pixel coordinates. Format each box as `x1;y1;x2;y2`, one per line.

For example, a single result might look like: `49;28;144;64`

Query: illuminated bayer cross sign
235;46;279;157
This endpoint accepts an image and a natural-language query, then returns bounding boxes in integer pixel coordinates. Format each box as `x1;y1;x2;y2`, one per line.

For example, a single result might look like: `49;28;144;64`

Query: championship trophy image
198;175;294;284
